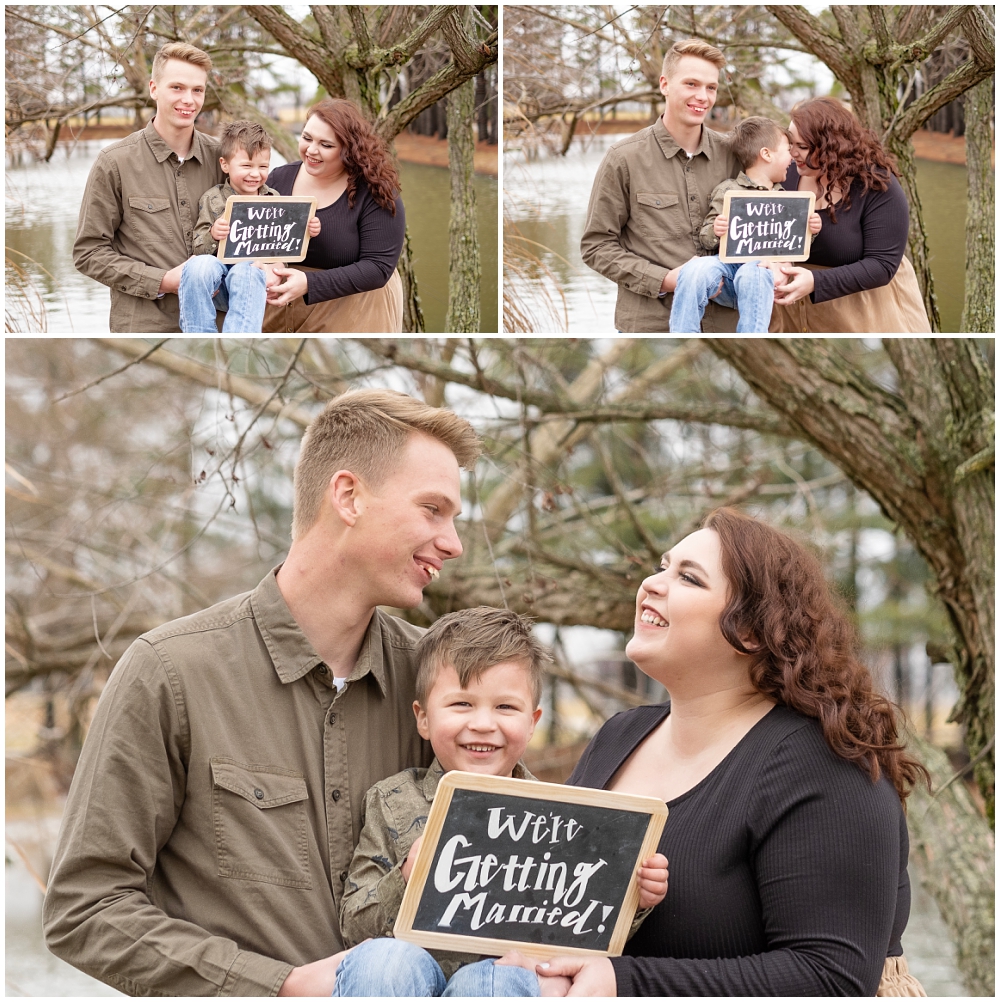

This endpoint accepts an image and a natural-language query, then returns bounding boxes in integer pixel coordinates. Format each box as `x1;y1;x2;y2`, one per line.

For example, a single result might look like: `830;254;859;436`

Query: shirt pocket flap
211;759;309;809
128;196;172;213
636;192;679;209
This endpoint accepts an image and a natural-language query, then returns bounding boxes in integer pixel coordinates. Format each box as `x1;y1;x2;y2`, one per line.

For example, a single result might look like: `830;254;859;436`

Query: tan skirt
877;955;927;996
262;267;403;333
769;255;931;333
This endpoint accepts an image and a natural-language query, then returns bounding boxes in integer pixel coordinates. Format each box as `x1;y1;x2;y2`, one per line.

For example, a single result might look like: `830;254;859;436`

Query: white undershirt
332;675;347;692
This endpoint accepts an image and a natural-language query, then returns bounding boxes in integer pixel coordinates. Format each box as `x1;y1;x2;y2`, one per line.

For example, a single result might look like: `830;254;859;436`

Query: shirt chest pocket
126;196;178;239
211;758;311;889
636;192;680;210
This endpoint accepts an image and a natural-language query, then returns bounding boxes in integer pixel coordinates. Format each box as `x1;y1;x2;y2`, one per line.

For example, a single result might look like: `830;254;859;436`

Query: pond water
505;133;967;333
5;140;497;334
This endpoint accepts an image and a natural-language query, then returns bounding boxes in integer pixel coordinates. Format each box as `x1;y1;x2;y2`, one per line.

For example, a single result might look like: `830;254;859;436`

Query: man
73;42;224;333
42;390;481;996
580;39;742;333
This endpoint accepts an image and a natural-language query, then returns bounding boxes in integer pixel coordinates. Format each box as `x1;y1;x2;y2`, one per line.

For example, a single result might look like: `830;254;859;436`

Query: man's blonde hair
151;42;212;81
414;607;550;707
292;389;481;539
661;39;726;80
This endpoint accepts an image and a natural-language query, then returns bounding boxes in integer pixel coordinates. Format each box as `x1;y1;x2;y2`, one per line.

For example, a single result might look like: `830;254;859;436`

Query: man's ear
658;74;669;98
326;469;362;527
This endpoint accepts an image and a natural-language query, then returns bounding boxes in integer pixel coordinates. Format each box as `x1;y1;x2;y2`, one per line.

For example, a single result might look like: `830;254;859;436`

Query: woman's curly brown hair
305;98;400;214
790;96;899;223
702;507;929;802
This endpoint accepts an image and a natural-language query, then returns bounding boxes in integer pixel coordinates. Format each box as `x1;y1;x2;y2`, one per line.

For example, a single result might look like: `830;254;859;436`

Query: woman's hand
771;265;815;305
536;956;616;997
496;951;571;997
400;835;423;882
637;852;669;909
265;267;309;306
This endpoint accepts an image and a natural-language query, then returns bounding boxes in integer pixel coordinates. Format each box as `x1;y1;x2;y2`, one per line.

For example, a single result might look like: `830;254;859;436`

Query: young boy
334;608;669;997
669;116;822;333
178;120;320;333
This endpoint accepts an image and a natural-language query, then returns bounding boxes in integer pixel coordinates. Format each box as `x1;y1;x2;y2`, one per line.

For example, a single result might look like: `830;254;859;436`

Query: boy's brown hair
219;120;272;163
151;42;212;81
729;116;788;171
292;389;481;539
661;38;726;79
414;607;550;707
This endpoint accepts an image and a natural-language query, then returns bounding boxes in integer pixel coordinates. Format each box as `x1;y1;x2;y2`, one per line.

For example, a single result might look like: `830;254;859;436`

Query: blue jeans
332;938;540;997
178;255;267;333
669;255;775;333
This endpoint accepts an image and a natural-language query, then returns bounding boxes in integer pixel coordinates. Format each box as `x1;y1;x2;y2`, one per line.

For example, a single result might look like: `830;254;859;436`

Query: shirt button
181;200;187;205
655;200;661;205
147;204;153;210
331;789;341;801
340;871;348;882
317;665;329;675
254;788;264;800
328;711;337;725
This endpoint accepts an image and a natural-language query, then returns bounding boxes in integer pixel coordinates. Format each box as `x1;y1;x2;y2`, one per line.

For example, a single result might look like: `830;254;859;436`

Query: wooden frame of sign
393;771;668;961
216;195;318;263
718;189;816;263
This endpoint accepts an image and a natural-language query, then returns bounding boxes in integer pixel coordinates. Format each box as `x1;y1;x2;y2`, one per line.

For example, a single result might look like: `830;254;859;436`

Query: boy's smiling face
413;661;542;777
221;147;271;195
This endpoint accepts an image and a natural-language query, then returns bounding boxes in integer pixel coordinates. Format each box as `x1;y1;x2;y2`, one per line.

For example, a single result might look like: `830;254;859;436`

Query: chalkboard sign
216;195;317;263
393;772;667;960
718;189;815;263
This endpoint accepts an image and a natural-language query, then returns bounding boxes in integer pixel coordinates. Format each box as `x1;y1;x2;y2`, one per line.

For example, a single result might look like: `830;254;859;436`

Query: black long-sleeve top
568;703;909;997
783;162;908;304
268;163;405;305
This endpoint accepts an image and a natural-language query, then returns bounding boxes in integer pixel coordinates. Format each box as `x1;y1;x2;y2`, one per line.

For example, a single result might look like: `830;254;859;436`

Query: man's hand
210;217;230;242
277;949;347;996
157;262;185;295
807;211;822;235
637;853;668;909
660;256;699;295
401;835;423;882
536;956;616;997
307;216;322;238
712;214;728;238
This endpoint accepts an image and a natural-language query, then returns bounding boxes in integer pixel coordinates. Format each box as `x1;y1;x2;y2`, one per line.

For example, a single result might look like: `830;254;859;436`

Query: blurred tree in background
5;337;994;993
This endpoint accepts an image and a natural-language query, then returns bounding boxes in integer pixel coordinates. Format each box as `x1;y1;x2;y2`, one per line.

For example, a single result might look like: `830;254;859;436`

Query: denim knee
183;254;226;290
333;939;445;997
733;261;774;292
444;959;540;997
677;256;724;290
226;260;266;289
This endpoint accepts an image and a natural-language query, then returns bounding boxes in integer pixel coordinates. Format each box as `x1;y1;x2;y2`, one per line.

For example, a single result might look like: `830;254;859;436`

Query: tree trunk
444;73;480;333
397;225;426;334
905;733;995;996
961;75;995;333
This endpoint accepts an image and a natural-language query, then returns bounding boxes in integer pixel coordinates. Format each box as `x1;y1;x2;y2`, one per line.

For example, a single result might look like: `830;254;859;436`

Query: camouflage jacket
191;179;281;256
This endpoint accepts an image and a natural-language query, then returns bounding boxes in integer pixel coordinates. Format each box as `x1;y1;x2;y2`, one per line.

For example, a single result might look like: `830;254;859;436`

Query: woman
264;98;405;333
534;508;927;996
768;97;930;332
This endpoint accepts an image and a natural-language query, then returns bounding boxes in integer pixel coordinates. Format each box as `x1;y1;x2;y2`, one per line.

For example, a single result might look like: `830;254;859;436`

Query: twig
6;837;47;894
929;736;995;802
55;339;170;403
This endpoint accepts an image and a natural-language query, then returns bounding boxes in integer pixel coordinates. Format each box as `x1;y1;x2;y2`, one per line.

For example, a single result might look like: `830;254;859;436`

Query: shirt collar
144;117;210;164
419;758;534;801
249;567;388;694
653;116;716;161
736;170;779;190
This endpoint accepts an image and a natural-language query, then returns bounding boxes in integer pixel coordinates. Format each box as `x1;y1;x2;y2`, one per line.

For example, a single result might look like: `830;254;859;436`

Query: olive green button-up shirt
73;118;224;333
42;569;432;997
580;118;742;333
